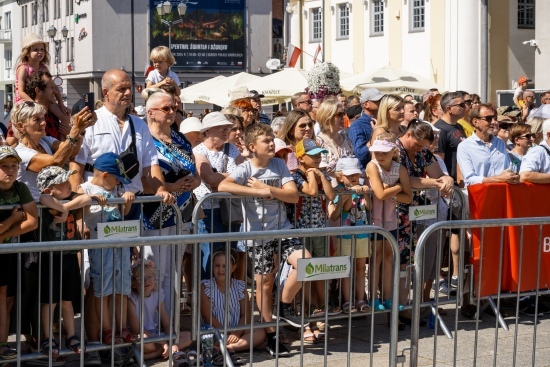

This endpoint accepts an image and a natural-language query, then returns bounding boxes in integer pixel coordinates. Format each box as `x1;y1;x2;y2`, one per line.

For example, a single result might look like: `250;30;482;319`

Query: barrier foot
214;329;235;367
486;296;509;331
131;343;146;367
431;304;453;339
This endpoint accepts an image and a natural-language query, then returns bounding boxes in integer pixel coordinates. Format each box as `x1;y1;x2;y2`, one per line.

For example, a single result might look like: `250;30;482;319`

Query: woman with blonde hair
315;98;354;176
371;95;405;142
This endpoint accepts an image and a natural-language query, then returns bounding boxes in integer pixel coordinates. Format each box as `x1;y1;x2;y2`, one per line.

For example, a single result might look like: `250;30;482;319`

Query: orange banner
468;183;550;297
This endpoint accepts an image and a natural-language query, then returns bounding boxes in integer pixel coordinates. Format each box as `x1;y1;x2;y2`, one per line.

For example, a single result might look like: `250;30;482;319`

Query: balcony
0;30;12;43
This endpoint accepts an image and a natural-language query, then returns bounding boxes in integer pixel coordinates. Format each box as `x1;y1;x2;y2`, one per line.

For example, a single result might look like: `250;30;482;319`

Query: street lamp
155;0;196;51
47;25;68;75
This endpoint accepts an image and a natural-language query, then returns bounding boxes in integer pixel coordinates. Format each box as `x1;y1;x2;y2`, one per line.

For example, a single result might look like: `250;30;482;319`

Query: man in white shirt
70;69;174;203
519;118;550;183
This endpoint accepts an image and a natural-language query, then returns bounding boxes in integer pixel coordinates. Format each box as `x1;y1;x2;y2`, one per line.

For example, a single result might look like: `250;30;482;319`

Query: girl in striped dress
200;249;266;353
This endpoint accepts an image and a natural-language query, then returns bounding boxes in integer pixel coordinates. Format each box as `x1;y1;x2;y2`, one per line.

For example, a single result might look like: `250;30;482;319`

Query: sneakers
519;297;548;316
433;279;450;295
99;349;125;366
273;304;306;328
370;299;386;311
265;337;290;358
84;351;101;366
383;299;404;311
450;275;459;289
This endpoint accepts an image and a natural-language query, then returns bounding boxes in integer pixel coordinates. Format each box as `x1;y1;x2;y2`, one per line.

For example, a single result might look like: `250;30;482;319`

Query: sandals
0;343;17;360
102;329;123;345
121;328;138;343
186;350;201;367
309;324;325;342
173;351;190;367
181;304;192;316
65;335;82;354
212;348;245;366
356;300;371;314
41;339;60;356
342;301;356;314
302;326;318;344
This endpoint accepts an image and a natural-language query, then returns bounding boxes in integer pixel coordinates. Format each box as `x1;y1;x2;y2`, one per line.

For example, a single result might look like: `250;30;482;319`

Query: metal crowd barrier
0;196;183;367
410;216;550;367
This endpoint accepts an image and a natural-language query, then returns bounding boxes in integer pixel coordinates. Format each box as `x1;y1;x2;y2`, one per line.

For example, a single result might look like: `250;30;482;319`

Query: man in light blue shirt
519;119;550;183
457;104;519;187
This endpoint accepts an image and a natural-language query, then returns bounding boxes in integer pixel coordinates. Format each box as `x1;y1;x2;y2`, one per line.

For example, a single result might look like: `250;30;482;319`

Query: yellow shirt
457;119;475;138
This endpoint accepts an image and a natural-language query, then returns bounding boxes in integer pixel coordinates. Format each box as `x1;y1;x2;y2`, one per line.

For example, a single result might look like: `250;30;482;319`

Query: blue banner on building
150;0;246;71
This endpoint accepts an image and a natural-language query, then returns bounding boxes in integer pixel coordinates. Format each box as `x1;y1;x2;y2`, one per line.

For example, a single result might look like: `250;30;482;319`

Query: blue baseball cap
94;152;132;185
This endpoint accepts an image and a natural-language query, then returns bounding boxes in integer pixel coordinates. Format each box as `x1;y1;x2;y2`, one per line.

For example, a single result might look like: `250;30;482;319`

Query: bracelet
66;135;78;146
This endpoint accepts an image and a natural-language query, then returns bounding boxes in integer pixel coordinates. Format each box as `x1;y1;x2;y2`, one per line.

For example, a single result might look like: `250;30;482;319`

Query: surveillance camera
523;40;530;45
523;39;538;47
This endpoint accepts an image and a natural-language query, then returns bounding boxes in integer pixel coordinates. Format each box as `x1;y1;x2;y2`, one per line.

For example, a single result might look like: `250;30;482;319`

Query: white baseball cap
335;156;362;175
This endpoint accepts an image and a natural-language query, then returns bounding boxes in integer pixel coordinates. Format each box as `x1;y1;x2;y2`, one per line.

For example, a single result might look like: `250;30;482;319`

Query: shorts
89;247;131;297
0;253;17;296
302;236;327;257
334;237;371;258
416;222;439;281
40;252;81;304
374;229;398;242
248;237;304;275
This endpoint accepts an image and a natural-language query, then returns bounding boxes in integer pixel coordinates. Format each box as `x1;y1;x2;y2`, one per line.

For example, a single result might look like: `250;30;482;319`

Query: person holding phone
141;91;200;316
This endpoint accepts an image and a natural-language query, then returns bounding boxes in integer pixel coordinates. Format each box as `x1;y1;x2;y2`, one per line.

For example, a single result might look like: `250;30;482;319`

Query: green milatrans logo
304;261;347;279
413;207;436;218
102;224;139;237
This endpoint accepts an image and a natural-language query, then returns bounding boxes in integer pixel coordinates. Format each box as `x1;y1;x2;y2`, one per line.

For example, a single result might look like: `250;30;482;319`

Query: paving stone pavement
9;299;550;367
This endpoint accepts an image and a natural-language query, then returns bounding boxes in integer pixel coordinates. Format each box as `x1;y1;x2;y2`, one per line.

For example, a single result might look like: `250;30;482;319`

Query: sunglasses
464;100;472;105
334;111;345;118
498;123;513;130
298;100;312;105
477;115;497;122
149;105;177;114
297;122;314;129
450;103;466;109
518;133;535;140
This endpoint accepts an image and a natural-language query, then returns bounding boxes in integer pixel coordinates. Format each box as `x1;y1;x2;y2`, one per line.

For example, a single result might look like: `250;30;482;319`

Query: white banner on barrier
409;204;438;221
97;220;140;239
297;256;350;281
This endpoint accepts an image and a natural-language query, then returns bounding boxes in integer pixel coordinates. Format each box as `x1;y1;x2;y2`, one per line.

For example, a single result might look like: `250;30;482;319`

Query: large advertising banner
149;0;246;71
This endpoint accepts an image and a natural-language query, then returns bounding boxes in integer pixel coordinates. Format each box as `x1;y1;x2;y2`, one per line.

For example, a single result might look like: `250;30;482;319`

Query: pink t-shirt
14;63;48;103
370;159;400;231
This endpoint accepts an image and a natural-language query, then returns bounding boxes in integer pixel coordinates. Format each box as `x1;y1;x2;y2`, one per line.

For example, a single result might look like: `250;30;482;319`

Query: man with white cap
348;88;385;169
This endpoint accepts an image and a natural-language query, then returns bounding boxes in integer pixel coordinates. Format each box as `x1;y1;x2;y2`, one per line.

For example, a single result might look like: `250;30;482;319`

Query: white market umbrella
341;66;442;96
194;72;260;107
180;75;226;104
243;68;308;106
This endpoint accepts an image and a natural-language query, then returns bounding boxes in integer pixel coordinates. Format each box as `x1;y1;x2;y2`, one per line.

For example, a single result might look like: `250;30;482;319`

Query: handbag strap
222;142;230;173
127;114;137;152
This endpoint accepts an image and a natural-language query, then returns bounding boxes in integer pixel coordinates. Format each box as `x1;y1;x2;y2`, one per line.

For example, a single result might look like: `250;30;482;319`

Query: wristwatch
66;135;78;146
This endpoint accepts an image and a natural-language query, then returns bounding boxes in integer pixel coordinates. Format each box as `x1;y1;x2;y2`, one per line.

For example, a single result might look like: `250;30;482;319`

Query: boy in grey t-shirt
219;124;311;358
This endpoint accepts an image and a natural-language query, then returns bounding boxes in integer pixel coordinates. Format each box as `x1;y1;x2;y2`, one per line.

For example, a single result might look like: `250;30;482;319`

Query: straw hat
22;33;47;50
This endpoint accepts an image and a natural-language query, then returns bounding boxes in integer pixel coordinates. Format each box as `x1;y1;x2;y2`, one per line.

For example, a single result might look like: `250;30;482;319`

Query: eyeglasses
297;122;314;129
149;105;177;114
464;100;472;105
518;133;535;140
450;103;466;109
298;100;312;105
477;115;497;122
242;108;255;113
334;111;345;118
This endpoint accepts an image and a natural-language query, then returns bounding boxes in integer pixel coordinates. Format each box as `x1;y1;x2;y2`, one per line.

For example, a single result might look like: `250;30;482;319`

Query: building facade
288;0;537;103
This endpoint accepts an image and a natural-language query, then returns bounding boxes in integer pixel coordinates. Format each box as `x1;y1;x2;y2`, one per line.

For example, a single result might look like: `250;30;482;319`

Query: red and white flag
286;43;302;68
313;44;322;64
144;64;154;77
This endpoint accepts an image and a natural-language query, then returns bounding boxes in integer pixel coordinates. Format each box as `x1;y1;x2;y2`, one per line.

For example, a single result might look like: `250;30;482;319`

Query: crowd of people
1;33;549;365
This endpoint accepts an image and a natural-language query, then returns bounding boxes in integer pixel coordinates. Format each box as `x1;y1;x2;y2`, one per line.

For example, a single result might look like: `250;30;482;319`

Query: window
4;12;10;30
66;37;74;62
54;0;61;19
42;0;49;22
410;0;425;31
337;4;349;39
22;5;27;28
5;50;11;70
66;0;73;16
371;0;384;36
311;8;322;41
32;2;38;26
518;0;535;28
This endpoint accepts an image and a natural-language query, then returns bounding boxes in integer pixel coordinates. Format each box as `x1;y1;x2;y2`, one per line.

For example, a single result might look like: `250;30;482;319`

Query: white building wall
508;0;535;89
401;0;431;79
363;1;389;74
